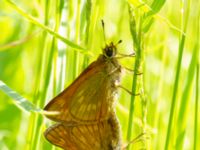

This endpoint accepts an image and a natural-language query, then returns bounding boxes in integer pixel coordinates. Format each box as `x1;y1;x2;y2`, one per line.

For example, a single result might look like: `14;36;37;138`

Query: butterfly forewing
44;55;121;124
69;72;106;121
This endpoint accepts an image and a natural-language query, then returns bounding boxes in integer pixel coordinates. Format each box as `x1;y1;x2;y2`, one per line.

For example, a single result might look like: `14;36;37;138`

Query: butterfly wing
44;122;113;150
44;55;121;123
44;123;77;150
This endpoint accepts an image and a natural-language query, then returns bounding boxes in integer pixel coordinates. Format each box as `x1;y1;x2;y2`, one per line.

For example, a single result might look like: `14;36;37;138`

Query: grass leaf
175;41;198;149
0;80;41;112
164;0;191;149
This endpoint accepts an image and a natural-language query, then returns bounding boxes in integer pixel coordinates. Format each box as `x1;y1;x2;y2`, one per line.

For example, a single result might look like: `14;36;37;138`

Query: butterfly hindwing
44;121;114;150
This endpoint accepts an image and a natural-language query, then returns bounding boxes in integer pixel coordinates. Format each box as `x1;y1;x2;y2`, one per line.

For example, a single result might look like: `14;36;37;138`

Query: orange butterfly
44;41;123;150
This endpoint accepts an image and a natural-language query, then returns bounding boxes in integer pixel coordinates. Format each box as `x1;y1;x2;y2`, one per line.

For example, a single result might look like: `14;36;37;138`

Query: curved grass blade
0;80;58;115
0;80;41;112
5;0;90;54
143;0;166;32
147;0;166;16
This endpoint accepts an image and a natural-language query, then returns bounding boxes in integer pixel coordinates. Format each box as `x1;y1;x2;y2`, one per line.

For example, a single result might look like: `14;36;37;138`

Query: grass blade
175;41;198;149
175;3;199;148
0;80;41;112
148;0;166;16
194;9;200;150
143;0;166;32
194;61;199;150
164;0;191;149
127;6;143;149
81;0;92;69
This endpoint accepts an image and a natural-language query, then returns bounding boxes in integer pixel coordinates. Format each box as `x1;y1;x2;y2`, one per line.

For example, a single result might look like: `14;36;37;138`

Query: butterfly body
44;42;122;150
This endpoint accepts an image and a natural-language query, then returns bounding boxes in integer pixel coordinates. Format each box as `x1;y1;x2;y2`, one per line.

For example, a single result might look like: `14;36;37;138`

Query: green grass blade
164;0;191;149
175;42;198;149
143;0;166;32
5;0;86;51
148;0;166;15
175;4;199;148
127;6;143;148
194;61;199;150
194;9;200;150
0;80;41;112
81;0;92;69
30;0;54;149
54;0;65;95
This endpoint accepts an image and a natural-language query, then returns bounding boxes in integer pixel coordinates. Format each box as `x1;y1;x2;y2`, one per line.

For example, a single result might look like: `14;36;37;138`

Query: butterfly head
103;40;122;58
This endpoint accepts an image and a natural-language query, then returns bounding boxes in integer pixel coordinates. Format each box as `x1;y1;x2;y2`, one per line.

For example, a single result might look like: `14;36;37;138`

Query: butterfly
44;40;123;150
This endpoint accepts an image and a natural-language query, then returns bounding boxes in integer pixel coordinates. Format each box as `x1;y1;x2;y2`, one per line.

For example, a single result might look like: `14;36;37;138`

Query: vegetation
0;0;199;149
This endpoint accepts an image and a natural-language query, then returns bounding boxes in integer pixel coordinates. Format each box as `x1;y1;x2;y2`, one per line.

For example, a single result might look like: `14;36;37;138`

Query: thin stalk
72;0;81;79
31;0;59;149
49;1;63;150
164;0;190;149
28;0;50;149
127;7;143;149
85;0;99;58
82;0;92;69
53;0;63;95
65;0;71;84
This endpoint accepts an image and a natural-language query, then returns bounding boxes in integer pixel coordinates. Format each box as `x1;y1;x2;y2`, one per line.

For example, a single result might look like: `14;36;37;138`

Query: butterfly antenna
116;39;122;46
101;20;107;45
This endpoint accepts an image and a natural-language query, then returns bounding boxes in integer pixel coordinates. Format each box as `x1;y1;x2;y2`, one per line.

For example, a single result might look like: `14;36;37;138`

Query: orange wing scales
44;54;122;150
45;121;116;150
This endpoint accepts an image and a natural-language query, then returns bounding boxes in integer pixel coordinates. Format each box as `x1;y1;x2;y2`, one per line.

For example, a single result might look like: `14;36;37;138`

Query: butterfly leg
117;85;140;96
122;67;143;75
116;52;135;59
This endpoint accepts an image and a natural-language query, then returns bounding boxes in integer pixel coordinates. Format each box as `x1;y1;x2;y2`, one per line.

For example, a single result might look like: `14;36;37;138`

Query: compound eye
106;47;113;57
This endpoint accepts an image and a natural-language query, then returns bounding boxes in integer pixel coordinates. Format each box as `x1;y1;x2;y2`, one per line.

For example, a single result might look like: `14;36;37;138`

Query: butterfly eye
104;46;117;58
105;47;114;57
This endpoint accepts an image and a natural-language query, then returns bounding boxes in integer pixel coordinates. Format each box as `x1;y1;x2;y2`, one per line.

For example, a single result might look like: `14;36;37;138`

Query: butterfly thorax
95;53;121;115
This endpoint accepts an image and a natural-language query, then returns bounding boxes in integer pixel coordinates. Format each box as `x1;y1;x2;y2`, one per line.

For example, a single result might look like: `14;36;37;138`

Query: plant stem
127;7;143;149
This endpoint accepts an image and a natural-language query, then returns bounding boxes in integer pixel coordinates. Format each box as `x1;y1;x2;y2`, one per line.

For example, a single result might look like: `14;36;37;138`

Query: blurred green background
0;0;199;150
